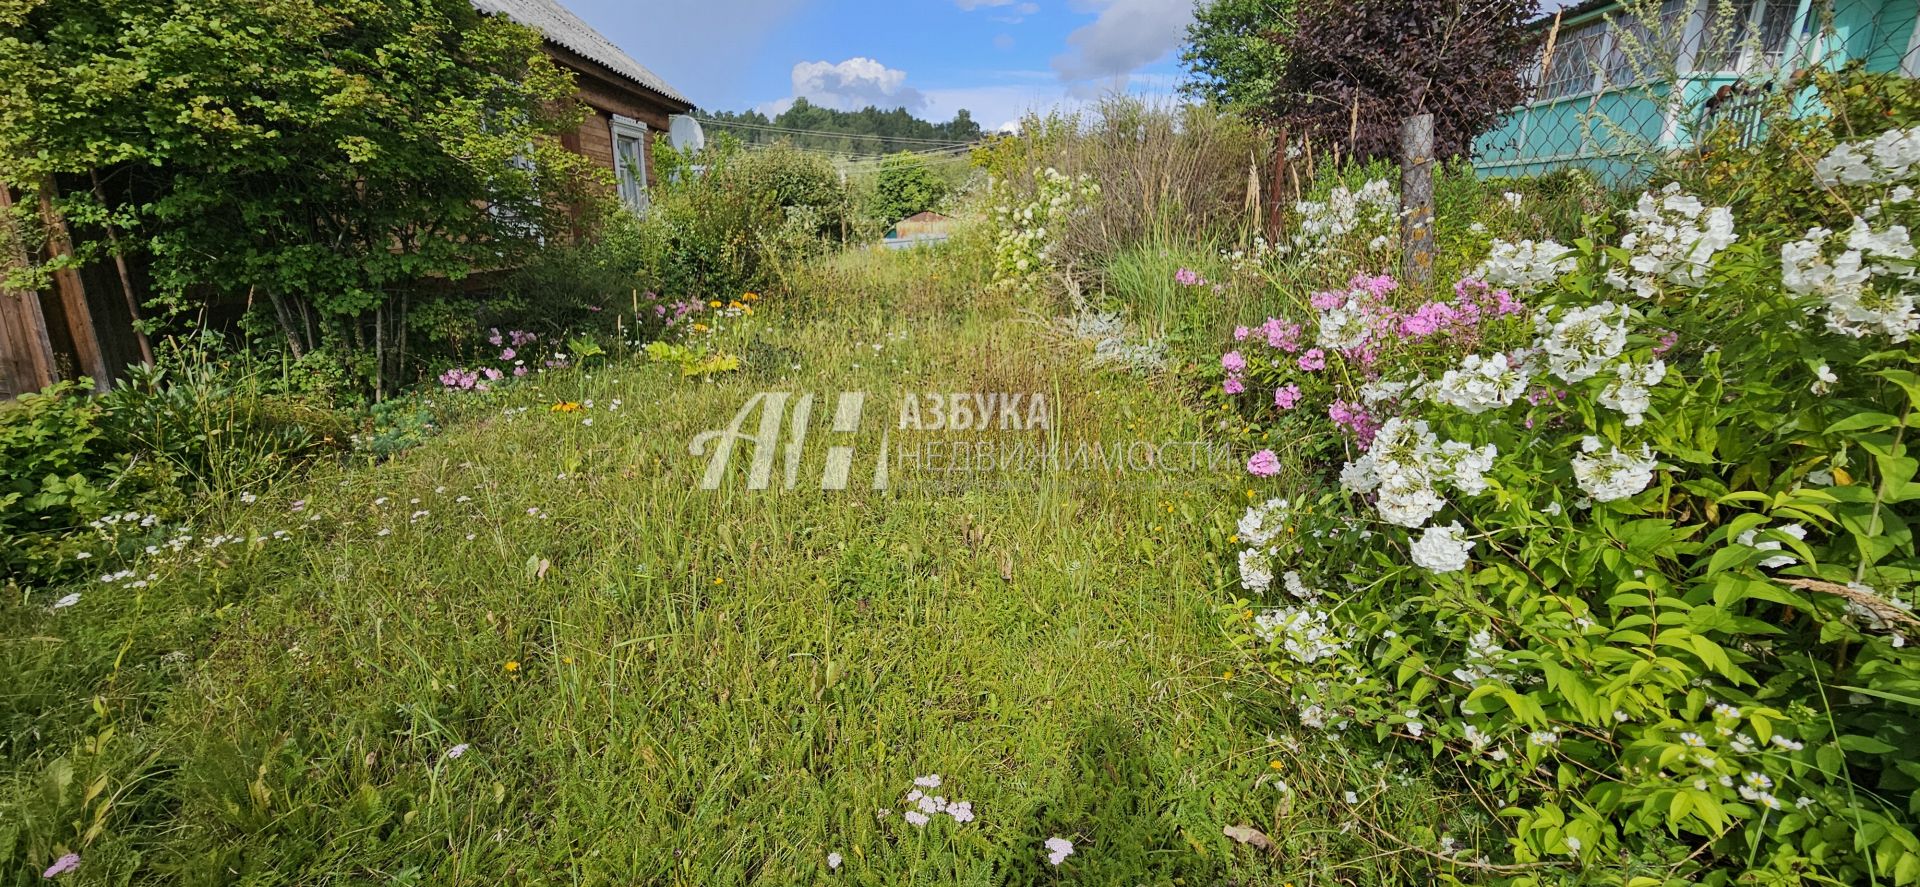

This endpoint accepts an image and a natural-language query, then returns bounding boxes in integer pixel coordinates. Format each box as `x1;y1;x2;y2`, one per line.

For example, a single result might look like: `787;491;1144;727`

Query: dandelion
42;853;79;879
1044;836;1075;866
503;660;520;673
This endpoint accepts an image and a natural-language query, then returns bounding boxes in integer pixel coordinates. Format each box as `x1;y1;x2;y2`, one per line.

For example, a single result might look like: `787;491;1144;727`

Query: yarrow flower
1044;836;1075;866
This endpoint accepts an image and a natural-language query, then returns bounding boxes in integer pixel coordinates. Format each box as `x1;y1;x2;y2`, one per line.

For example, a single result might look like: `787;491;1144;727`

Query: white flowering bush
1226;175;1920;883
988;167;1099;295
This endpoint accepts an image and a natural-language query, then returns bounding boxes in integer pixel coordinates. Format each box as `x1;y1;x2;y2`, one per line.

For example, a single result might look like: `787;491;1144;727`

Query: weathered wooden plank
0;184;58;399
37;176;110;390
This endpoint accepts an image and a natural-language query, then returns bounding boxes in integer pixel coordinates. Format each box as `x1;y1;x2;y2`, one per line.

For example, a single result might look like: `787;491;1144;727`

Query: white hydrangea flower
1610;184;1737;297
1599;359;1667;426
1238;548;1274;593
1735;523;1806;570
1473;238;1574;295
1316;300;1373;351
1572;440;1658;502
1814;125;1920;186
1438;441;1497;495
1410;522;1474;573
1236;497;1291;546
1782;219;1920;341
1536;302;1630;383
1340;452;1381;494
1343;419;1497;528
1251;604;1348;663
1428;352;1532;414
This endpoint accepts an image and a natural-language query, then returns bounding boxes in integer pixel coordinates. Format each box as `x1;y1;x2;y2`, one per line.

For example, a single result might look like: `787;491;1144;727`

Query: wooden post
1399;113;1437;290
1267;128;1290;242
0;185;58;397
37;176;111;391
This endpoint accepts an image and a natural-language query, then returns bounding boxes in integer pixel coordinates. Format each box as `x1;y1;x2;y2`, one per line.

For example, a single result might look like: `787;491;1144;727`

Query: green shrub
1221;145;1920;883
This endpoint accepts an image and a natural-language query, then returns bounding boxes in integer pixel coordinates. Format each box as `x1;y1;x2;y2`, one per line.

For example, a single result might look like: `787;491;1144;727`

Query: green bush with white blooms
1225;125;1920;885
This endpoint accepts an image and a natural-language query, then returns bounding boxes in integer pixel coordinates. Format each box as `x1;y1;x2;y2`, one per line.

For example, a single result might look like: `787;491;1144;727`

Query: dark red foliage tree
1266;0;1538;162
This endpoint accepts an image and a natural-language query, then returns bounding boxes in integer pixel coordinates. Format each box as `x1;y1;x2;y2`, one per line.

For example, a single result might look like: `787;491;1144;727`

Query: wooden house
0;0;693;399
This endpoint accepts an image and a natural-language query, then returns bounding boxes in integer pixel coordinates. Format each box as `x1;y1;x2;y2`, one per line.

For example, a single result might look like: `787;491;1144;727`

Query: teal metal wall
1472;0;1918;181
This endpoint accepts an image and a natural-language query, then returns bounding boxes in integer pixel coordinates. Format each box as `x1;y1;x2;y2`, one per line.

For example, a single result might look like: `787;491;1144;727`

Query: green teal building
1472;0;1920;179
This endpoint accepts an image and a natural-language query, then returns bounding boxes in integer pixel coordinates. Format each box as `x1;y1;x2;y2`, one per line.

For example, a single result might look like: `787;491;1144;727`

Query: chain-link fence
1471;0;1920;180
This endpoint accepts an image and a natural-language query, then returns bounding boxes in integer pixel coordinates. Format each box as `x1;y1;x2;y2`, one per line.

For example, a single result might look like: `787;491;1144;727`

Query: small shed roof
900;211;951;224
471;0;693;107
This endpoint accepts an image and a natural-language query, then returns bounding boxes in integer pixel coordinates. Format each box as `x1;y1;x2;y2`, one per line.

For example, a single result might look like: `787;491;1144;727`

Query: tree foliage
1182;0;1537;162
866;153;950;226
0;0;603;373
1180;0;1292;114
704;99;984;156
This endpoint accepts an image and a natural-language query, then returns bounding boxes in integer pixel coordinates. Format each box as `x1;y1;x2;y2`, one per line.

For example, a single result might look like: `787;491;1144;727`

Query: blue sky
562;0;1199;130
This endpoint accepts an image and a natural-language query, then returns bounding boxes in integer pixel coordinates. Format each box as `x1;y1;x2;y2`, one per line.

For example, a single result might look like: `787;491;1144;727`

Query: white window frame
610;115;650;214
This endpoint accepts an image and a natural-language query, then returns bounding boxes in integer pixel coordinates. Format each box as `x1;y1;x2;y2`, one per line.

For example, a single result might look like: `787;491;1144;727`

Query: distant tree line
703;99;986;157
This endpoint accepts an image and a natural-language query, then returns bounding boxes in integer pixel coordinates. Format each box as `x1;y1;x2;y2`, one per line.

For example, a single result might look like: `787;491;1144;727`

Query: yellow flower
562;655;575;665
692;323;710;333
1222;670;1235;680
550;402;581;413
503;660;520;672
742;292;759;301
708;300;722;308
1269;760;1284;770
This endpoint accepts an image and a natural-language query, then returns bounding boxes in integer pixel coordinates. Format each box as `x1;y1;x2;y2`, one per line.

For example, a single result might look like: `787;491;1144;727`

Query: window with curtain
1602;0;1691;86
610;116;650;214
1696;0;1801;72
1540;22;1608;99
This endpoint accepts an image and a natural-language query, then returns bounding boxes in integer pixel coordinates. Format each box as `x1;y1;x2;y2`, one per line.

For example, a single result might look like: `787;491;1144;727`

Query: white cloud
1051;0;1194;85
993;33;1016;50
787;58;927;112
955;0;1015;8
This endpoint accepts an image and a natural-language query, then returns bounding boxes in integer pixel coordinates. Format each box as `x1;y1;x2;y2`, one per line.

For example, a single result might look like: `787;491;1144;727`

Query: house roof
900;211;951;223
471;0;693;108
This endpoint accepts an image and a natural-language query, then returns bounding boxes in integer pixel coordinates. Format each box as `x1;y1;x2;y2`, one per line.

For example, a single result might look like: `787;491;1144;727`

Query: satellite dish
668;115;705;153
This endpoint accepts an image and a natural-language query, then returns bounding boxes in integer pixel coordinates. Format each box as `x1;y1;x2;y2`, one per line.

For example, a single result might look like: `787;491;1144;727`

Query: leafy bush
0;383;133;582
865;152;952;228
1219;144;1920;882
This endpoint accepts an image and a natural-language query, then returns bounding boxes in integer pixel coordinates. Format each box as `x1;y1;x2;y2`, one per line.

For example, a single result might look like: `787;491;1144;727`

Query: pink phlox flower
1297;348;1326;371
1220;350;1247;373
1233;326;1251;341
43;853;79;879
1247;449;1281;477
1262;317;1302;352
1275;384;1302;410
1223;375;1246;395
1309;290;1346;311
1329;399;1381;449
